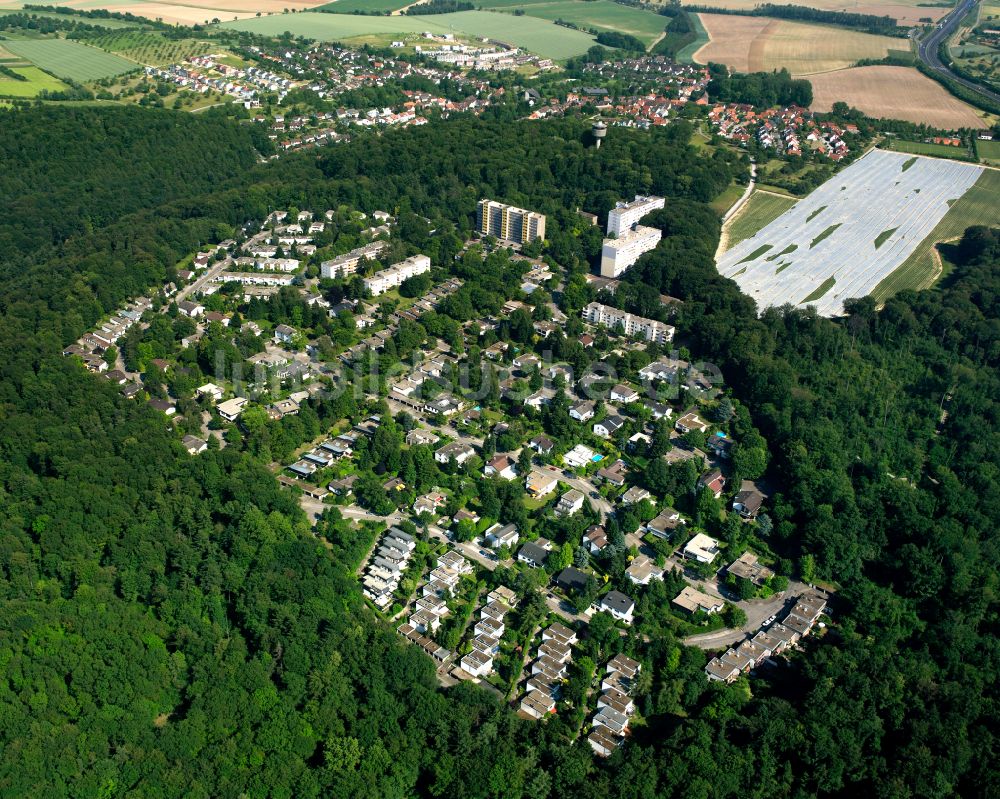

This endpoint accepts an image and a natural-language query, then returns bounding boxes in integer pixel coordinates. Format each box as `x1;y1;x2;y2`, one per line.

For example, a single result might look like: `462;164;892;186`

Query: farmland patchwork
715;149;984;316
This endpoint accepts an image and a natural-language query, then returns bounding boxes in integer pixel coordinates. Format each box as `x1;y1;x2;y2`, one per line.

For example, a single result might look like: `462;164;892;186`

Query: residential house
406;428;440;446
599;591;635;623
435;441;475;465
594;415;624;438
596;459;628;487
588;726;621;757
555;489;585;517
609;384;640;404
673;586;724;614
583;525;608;554
563;444;597;468
197;382;224;403
706;434;734;460
622;486;651;506
646;508;683;539
682;533;721;564
518;540;551;568
178;300;205;318
555;567;589;594
530;434;555;455
626;555;665;586
182;435;208;455
733;487;765;519
460;650;494;678
217;397;248;421
592;706;630;736
525;470;558;497
484;454;517;480
273;324;297;344
569;401;595;422
675;412;709;434
488;586;518;608
607;654;640;680
727;551;774;585
697;468;726;498
521;690;556;719
543;622;577;646
485;522;519;549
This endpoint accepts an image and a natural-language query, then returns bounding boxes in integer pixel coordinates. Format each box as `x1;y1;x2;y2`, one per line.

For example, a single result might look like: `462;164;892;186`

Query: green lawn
319;0;412;12
976;138;1000;164
485;0;669;47
0;65;69;97
871;168;1000;302
724;191;798;250
3;38;139;81
709;181;744;215
220;10;598;59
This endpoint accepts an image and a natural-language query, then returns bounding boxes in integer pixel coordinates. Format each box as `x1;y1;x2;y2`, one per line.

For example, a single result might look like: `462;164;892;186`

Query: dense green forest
1;106;998;797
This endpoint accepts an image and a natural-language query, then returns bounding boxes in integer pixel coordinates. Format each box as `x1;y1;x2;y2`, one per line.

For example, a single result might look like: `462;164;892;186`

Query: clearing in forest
716;149;986;316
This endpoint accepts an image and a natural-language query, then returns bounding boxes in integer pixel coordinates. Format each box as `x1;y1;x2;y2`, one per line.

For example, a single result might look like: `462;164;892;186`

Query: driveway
682;584;810;650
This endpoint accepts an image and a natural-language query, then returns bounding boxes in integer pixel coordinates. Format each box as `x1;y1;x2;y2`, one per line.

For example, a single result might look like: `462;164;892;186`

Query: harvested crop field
809;66;986;129
676;0;946;26
39;0;326;26
716;150;986;316
693;13;901;75
3;38;138;80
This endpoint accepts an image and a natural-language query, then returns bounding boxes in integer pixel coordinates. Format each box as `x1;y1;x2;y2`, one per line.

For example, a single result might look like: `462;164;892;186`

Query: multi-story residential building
582;302;674;344
363;254;431;296
320;241;389;279
606;195;664;236
477;199;546;244
600;224;662;277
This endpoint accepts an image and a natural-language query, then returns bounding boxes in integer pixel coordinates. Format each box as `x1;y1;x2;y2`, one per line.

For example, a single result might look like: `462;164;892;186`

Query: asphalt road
916;0;1000;107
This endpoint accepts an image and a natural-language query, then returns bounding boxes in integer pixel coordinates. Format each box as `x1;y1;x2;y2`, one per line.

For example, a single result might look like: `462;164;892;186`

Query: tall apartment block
606;195;665;236
477;199;546;244
601;195;664;278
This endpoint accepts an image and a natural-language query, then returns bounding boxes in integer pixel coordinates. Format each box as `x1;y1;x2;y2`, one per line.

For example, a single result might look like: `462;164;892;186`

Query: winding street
916;0;1000;108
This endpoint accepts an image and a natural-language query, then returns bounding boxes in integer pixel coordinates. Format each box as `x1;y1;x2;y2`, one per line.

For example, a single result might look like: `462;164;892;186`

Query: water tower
592;120;607;149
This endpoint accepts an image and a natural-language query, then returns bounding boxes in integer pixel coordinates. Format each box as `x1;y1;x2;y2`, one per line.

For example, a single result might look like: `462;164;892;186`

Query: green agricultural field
86;31;219;66
888;138;974;160
3;38;138;80
220;10;598;59
319;0;412;12
871;169;1000;302
0;64;69;96
724;190;798;249
484;0;669;47
976;138;1000;164
674;11;707;63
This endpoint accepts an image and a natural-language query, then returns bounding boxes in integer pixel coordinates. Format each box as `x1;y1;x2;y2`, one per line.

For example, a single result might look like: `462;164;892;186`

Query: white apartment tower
600;195;665;278
477;199;546;245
